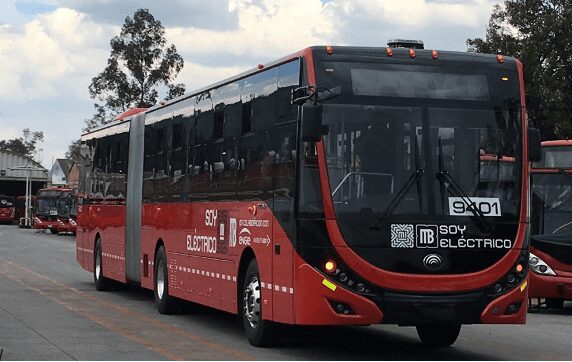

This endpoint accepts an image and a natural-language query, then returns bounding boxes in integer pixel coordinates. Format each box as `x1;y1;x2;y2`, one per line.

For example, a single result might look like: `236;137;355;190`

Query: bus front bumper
294;263;527;325
529;271;572;300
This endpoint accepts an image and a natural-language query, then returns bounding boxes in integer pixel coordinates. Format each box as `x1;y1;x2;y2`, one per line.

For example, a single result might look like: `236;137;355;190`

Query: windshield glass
37;198;56;215
57;198;68;216
533;146;572;168
0;197;14;208
323;104;521;220
531;173;572;237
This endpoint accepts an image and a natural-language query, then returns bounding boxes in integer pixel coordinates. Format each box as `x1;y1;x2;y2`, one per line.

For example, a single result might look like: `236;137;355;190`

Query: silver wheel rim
95;249;101;280
157;258;165;300
243;276;261;328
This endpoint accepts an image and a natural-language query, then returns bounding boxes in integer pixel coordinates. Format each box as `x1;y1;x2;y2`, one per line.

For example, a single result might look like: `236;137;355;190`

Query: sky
0;0;500;169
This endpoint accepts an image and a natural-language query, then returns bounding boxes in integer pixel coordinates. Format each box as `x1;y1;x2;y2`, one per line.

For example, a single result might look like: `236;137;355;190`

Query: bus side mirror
528;127;542;163
301;103;323;142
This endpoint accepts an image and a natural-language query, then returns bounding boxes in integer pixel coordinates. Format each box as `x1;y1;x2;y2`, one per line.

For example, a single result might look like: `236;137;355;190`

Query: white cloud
0;7;114;102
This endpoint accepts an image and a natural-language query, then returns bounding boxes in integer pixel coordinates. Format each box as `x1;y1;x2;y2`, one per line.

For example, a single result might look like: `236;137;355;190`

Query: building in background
0;150;49;198
50;159;73;186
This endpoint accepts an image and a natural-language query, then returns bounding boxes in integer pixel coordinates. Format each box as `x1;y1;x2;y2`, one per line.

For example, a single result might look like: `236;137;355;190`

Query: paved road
0;224;571;360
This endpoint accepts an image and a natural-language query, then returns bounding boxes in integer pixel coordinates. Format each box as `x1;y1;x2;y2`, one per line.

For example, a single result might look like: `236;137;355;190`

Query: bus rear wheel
94;238;111;291
154;245;177;314
416;324;461;347
241;259;276;347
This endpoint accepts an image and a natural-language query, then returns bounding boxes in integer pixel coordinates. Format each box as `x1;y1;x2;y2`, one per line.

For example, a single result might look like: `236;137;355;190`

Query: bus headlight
529;252;556;276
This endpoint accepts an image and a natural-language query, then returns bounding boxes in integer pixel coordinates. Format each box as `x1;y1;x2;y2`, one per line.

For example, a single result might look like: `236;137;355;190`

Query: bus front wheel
416;324;461;347
241;259;276;347
154;245;177;314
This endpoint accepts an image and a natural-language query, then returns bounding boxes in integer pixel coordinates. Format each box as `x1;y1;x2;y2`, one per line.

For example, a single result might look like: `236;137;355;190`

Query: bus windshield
323;105;520;219
532;173;572;237
0;196;14;208
318;61;522;263
36;198;56;216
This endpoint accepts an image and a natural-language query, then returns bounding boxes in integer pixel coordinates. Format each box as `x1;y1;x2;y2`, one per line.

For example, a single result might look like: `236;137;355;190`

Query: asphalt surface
0;224;571;360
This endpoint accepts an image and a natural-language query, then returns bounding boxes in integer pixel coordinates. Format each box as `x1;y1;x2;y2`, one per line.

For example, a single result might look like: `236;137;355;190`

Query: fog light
504;303;521;315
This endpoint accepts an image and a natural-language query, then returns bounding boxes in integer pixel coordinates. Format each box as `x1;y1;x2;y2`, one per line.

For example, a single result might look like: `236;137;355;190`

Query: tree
467;0;572;139
87;8;185;130
65;139;81;163
0;128;44;160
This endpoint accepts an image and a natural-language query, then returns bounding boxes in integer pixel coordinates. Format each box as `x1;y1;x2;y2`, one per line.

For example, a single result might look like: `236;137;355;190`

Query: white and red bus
34;187;72;233
77;44;538;347
529;140;572;308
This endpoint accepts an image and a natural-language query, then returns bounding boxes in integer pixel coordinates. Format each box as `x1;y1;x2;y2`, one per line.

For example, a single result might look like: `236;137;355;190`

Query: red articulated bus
77;44;537;347
55;191;78;234
0;195;16;224
34;187;72;233
529;140;572;308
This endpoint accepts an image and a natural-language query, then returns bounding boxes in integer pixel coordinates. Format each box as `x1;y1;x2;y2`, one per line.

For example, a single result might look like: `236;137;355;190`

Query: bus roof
81;45;516;140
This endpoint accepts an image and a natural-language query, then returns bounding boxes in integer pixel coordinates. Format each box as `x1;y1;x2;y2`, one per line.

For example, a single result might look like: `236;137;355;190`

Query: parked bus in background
529;140;572;308
77;43;540;347
55;191;78;234
0;195;16;224
34;187;71;233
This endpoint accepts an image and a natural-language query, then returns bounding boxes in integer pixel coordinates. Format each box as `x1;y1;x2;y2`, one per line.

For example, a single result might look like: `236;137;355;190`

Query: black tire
546;298;564;309
154;246;177;314
240;259;276;347
416;324;461;347
94;238;112;291
50;228;58;234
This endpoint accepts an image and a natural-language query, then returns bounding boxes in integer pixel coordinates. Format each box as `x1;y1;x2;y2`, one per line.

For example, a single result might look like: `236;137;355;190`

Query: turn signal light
516;264;524;273
325;259;337;274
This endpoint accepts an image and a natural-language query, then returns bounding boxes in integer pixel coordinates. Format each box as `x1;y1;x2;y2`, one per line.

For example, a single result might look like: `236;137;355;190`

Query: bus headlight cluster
322;257;373;296
529;252;556;276
488;254;528;297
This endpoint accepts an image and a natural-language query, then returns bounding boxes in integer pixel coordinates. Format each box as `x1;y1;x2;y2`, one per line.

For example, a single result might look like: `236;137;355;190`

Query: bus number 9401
448;197;501;217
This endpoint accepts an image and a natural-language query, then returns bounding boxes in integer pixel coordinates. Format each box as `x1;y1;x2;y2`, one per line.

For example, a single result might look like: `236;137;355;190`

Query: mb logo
416;225;438;248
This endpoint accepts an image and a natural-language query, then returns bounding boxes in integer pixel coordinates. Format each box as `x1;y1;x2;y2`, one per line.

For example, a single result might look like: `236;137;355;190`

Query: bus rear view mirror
528;127;542;163
301;103;323;142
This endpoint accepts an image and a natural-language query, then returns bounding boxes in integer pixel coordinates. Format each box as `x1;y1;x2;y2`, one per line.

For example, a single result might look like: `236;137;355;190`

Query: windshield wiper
435;140;492;233
370;168;424;230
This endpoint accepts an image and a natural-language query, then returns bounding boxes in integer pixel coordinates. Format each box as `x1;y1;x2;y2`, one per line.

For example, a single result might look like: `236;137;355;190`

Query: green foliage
87;8;185;130
0;128;44;160
467;0;572;140
65;139;81;163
